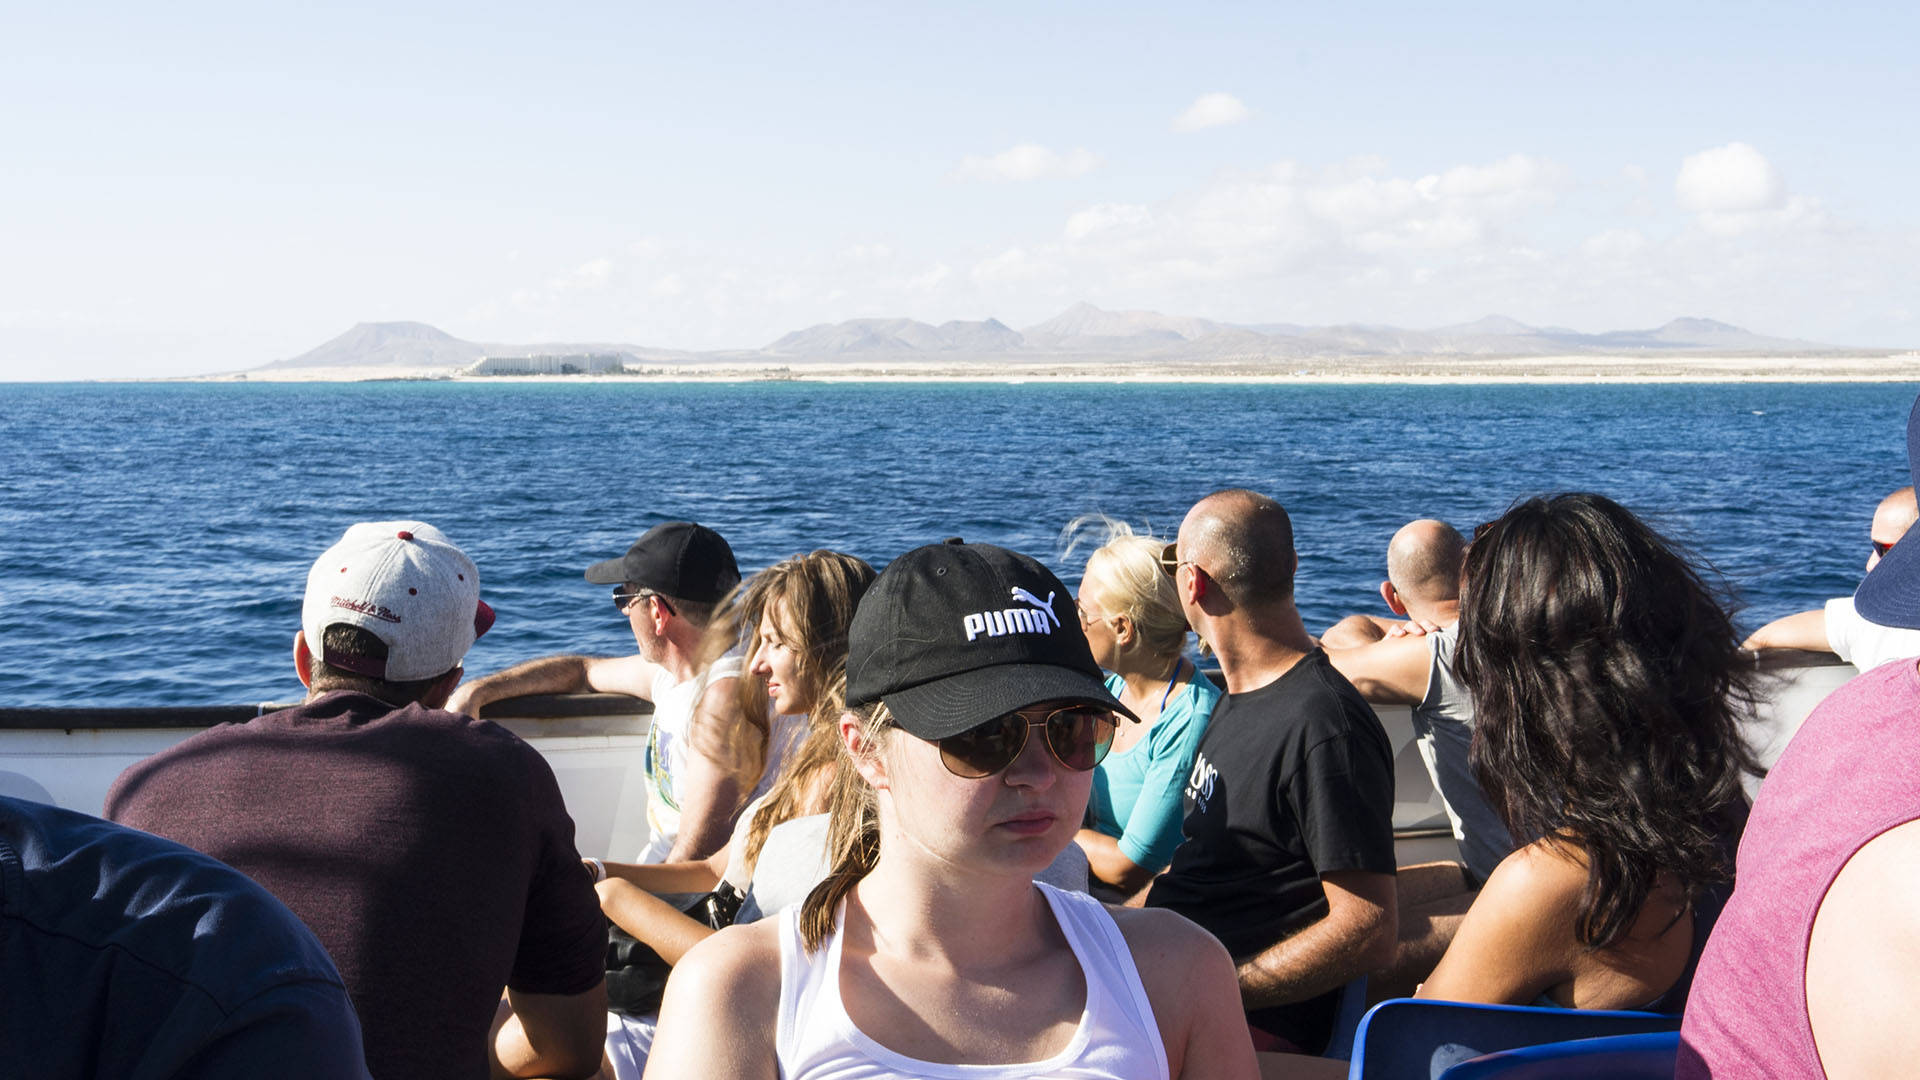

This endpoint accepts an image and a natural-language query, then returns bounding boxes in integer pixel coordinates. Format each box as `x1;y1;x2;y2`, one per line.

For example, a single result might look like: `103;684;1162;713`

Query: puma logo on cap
962;587;1059;642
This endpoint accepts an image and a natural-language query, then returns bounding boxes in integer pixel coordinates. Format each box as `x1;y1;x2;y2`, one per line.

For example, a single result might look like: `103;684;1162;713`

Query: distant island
217;304;1918;383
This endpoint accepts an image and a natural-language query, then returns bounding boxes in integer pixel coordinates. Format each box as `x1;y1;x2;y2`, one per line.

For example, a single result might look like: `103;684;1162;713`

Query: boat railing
0;651;1861;860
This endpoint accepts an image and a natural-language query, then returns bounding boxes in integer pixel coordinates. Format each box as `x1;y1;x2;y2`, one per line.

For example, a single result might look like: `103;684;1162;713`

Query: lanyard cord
1160;655;1185;713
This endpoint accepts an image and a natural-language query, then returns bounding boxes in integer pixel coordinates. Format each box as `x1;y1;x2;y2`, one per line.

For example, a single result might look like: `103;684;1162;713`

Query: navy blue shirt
0;795;370;1079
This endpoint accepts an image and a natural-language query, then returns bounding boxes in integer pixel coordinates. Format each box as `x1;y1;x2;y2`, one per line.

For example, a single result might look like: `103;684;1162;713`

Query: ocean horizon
3;379;1914;708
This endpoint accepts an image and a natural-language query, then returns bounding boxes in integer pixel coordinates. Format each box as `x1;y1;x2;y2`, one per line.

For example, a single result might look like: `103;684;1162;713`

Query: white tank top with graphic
773;881;1170;1079
636;650;743;862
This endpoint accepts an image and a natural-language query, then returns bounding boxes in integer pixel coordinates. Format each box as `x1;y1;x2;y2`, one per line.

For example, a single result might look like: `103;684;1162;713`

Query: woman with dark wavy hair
1417;492;1762;1011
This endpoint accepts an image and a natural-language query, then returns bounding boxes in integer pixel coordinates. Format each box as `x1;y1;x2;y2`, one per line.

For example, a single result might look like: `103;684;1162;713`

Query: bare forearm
452;655;594;717
603;856;724;896
490;990;605;1080
1074;828;1155;893
1235;909;1395;1010
597;879;716;965
1741;609;1832;653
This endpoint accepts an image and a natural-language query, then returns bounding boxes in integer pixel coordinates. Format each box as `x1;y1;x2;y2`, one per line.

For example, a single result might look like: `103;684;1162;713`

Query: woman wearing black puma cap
644;541;1271;1079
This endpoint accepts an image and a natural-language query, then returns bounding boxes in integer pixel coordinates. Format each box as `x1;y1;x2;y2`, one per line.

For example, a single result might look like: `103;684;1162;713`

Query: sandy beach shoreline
188;352;1920;385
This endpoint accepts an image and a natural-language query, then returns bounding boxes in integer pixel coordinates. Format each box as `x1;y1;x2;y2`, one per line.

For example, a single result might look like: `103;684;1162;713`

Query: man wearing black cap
450;521;752;863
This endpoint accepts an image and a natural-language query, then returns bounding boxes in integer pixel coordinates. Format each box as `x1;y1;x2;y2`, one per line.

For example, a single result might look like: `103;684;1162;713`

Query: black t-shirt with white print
1144;648;1395;1052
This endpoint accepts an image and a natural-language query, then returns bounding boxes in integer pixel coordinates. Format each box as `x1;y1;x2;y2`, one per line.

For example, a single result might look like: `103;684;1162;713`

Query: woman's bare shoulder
647;919;786;1078
669;918;785;1005
1105;903;1225;958
1481;838;1588;913
1105;904;1259;1079
1104;904;1238;1004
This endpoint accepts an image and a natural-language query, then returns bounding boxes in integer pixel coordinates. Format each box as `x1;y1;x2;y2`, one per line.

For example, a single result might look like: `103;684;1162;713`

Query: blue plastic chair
1347;998;1681;1080
1436;1030;1680;1079
1320;976;1369;1061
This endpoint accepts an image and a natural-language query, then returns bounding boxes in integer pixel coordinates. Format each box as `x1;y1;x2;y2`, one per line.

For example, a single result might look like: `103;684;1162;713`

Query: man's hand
444;681;487;718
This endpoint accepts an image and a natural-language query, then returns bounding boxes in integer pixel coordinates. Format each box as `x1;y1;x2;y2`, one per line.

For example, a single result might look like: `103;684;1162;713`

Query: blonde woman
1066;518;1220;897
645;541;1260;1080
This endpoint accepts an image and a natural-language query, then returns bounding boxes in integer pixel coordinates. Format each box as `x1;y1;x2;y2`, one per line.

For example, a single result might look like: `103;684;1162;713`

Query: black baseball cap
846;540;1135;740
1856;393;1920;630
583;521;741;604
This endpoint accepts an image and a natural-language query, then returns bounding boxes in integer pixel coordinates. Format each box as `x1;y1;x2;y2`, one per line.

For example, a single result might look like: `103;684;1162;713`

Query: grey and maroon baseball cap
302;521;495;681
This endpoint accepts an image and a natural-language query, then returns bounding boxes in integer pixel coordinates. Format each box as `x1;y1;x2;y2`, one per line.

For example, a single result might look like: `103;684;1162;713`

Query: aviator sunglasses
931;704;1119;779
611;587;677;616
1158;541;1197;578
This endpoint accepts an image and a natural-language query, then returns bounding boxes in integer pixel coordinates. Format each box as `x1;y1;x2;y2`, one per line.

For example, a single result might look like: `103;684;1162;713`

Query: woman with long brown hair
1418;493;1761;1010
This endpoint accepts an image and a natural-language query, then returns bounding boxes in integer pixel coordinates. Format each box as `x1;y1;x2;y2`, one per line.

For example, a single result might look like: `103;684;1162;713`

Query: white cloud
1676;142;1785;214
1172;92;1250;132
954;144;1101;182
1691;195;1828;238
457;151;1910;355
1671;143;1831;237
1065;203;1153;241
1055;153;1564;283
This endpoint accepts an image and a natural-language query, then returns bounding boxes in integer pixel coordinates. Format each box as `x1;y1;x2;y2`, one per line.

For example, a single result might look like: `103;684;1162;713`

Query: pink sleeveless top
1678;659;1920;1078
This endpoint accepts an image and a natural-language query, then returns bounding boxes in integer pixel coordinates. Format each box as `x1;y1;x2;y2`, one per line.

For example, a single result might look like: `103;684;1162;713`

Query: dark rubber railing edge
0;653;1850;729
0;692;654;730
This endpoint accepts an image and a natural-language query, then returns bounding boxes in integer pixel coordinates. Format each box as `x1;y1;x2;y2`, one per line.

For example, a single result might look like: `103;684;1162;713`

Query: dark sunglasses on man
1158;542;1198;578
611;586;678;617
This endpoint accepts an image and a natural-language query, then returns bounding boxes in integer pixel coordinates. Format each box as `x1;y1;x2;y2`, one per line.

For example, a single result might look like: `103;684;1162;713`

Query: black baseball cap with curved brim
1855;394;1920;631
583;521;740;604
846;540;1137;740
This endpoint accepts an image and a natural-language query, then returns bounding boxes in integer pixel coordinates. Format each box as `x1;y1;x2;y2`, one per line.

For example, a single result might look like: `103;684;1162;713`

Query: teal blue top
1087;668;1221;871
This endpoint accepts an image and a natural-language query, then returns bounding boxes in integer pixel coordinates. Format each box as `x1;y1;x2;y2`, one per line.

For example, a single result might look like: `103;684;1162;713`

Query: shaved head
1868;486;1918;571
1180;489;1296;607
1873;486;1918;545
1386;519;1467;605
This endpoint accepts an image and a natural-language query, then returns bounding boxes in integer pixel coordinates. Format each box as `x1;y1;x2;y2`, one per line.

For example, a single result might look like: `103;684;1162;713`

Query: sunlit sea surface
3;380;1915;708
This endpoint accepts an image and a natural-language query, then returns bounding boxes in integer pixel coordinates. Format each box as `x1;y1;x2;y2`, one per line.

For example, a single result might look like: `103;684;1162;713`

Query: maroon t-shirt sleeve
507;745;607;996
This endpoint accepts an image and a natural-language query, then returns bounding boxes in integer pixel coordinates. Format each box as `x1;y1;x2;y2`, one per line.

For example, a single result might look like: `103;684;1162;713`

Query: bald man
1322;519;1512;885
1145;490;1397;1055
1743;486;1920;670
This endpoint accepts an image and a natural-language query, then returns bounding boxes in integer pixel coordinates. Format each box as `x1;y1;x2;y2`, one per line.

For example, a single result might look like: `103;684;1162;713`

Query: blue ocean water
1;380;1914;708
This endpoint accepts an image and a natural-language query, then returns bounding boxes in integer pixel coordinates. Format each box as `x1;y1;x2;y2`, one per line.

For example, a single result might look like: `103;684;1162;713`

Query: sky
3;1;1917;378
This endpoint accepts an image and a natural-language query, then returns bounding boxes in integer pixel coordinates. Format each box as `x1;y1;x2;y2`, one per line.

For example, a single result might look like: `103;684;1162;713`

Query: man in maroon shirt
108;521;606;1080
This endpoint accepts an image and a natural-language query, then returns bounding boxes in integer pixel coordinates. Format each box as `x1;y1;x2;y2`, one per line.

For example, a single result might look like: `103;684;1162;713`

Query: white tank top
773;881;1170;1079
637;651;744;862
